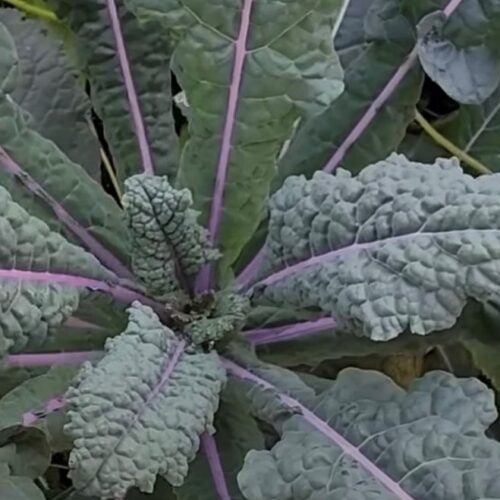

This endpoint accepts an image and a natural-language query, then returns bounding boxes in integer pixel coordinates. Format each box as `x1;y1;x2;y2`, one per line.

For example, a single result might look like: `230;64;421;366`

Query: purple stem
7;351;100;368
195;0;255;292
21;342;187;430
323;0;464;173
201;433;232;500
223;359;414;500
0;147;132;279
245;317;336;345
0;268;163;313
106;0;154;175
23;396;65;426
254;227;490;288
234;0;465;288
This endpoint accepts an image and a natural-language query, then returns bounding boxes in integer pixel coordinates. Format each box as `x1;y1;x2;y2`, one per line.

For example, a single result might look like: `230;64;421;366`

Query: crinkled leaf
0;22;130;275
175;381;265;500
0;426;50;478
65;301;226;498
187;293;249;345
0;186;115;356
0;9;100;177
0;475;45;500
254;153;500;342
123;174;219;296
238;368;500;500
417;11;500;105
127;0;345;282
46;0;179;182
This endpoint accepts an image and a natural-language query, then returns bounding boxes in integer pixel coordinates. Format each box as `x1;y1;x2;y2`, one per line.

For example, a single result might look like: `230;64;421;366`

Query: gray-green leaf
254;153;500;342
65;301;226;498
239;368;500;500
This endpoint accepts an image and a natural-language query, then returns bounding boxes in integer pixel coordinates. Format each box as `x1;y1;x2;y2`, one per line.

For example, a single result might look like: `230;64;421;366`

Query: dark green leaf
417;11;500;104
0;475;45;500
127;0;345;282
175;381;265;500
0;366;77;430
47;0;179;183
275;0;428;183
0;426;50;478
0;9;100;177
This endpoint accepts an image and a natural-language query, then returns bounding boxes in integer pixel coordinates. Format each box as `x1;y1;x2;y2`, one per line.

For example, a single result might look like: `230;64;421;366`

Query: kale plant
2;0;500;499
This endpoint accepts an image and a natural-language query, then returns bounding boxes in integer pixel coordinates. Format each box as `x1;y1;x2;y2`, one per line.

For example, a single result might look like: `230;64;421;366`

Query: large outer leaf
46;0;179;183
127;0;345;285
175;381;265;500
274;0;436;183
0;366;76;430
0;21;130;276
65;301;226;498
253;153;500;342
0;186;115;355
237;367;500;500
123;174;219;296
0;9;100;177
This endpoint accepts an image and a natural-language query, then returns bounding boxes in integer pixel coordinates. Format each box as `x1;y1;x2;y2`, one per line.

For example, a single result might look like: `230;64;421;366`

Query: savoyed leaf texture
0;21;130;276
0;9;100;177
46;0;179;182
0;185;115;356
417;11;500;105
123;174;219;296
64;301;226;498
235;366;500;500
187;292;249;345
127;0;345;285
253;153;500;341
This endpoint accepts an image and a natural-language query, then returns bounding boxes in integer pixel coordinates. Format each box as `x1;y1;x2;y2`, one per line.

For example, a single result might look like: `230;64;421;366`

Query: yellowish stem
415;110;491;175
3;0;58;22
100;146;123;204
86;117;123;204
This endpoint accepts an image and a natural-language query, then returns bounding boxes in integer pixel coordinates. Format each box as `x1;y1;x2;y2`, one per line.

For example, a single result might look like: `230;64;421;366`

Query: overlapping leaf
0;9;100;177
0;21;130;275
175;381;265;500
253;153;500;342
238;367;500;499
417;11;500;105
275;0;432;183
0;185;115;356
46;0;179;183
64;301;226;498
127;0;345;282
